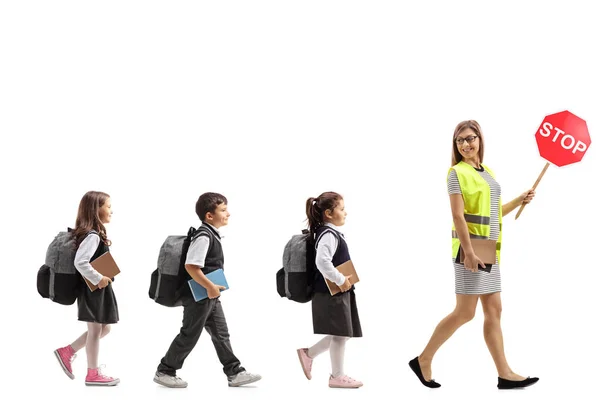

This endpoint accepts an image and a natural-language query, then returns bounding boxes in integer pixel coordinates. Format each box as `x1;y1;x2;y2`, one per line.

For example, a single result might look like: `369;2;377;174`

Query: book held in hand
85;251;121;292
188;269;229;302
456;238;497;273
325;260;359;296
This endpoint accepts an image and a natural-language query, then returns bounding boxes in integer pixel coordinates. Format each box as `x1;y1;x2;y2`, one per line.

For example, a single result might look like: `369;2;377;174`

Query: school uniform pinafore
77;234;119;324
311;225;362;338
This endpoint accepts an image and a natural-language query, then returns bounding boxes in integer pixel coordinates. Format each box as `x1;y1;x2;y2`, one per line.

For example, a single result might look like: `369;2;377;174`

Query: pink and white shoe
329;374;363;388
296;348;313;380
85;366;120;386
54;345;77;379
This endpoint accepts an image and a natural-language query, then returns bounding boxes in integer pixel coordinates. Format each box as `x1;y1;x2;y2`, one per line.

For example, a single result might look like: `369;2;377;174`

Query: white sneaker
154;372;188;388
228;370;262;387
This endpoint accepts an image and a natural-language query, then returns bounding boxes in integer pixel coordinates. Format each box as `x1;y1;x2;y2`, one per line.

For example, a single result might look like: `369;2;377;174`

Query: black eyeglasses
455;135;478;145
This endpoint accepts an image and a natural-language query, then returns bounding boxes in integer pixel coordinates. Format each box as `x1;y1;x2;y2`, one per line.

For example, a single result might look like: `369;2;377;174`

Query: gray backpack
37;229;96;305
149;226;208;307
276;229;317;303
277;228;341;303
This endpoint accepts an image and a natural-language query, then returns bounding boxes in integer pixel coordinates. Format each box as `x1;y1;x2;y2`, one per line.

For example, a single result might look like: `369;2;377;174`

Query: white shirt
185;223;222;268
74;234;104;285
315;222;346;286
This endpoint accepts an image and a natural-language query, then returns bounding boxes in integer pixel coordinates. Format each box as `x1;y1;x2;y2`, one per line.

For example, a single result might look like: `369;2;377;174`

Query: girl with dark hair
296;192;363;389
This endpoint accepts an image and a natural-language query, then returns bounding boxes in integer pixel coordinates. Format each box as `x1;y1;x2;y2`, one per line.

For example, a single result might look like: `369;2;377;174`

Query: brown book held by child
325;260;360;296
84;251;121;292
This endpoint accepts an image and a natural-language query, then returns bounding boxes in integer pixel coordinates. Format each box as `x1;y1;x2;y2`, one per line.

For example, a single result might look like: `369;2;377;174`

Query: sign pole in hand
515;162;550;220
516;110;591;220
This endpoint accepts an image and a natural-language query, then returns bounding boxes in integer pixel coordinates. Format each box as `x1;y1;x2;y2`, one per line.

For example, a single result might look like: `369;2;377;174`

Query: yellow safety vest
449;161;502;264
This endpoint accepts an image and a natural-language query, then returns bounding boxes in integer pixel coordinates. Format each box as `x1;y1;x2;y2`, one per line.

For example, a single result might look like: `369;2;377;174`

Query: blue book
187;269;229;302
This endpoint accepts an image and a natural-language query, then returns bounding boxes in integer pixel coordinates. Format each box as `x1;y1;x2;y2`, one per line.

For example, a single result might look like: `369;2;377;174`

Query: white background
1;1;599;399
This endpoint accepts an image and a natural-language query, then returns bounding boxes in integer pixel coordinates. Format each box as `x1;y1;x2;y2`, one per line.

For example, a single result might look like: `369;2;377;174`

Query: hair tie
313;199;320;210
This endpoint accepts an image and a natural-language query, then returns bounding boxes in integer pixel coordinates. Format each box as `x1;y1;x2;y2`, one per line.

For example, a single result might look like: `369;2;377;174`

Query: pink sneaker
296;348;313;380
329;374;363;388
85;366;120;386
54;345;76;379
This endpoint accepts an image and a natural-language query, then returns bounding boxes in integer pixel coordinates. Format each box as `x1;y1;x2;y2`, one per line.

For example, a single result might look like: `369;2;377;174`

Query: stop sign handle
514;162;550;220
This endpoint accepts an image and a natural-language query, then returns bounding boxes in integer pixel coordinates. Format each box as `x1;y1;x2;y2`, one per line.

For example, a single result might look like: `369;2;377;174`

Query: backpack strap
73;230;99;245
84;230;102;246
314;227;341;251
190;225;215;254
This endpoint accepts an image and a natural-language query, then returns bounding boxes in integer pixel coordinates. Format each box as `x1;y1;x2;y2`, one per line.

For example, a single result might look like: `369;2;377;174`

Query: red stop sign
535;110;591;167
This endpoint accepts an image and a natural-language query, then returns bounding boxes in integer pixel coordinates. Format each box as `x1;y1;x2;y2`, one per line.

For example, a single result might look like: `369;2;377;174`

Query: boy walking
154;192;261;388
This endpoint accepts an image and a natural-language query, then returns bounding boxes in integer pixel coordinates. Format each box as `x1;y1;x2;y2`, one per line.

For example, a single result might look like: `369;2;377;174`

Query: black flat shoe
497;376;539;389
408;356;441;388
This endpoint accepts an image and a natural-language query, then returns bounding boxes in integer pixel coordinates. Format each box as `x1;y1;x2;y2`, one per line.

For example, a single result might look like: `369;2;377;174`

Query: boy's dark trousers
157;296;245;377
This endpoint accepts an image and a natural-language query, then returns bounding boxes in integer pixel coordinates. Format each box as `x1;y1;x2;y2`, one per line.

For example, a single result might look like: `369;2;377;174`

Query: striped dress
448;166;502;295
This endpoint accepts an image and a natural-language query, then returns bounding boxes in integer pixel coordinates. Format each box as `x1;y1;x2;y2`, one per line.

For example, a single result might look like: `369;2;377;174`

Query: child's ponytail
305;197;322;235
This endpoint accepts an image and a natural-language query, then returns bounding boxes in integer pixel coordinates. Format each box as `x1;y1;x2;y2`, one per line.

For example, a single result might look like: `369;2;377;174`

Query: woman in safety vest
408;120;539;390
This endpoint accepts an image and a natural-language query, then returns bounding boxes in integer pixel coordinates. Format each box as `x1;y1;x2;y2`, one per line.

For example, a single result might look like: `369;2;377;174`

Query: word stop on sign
539;122;587;154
